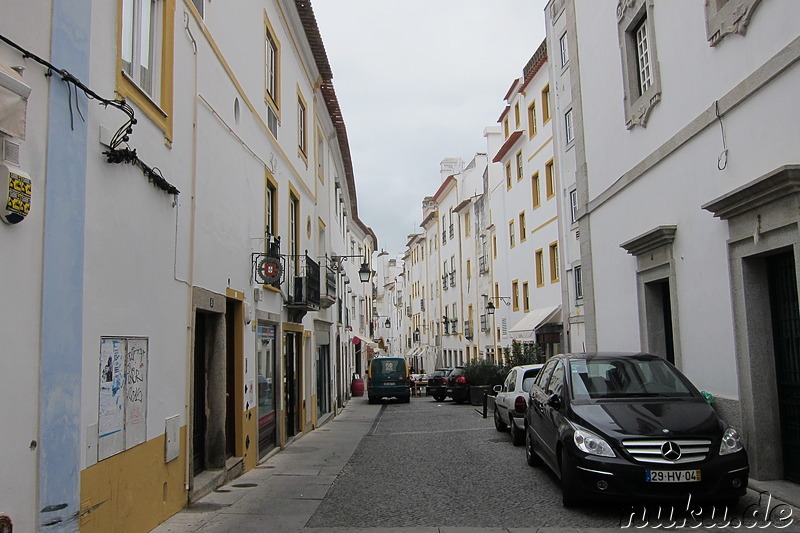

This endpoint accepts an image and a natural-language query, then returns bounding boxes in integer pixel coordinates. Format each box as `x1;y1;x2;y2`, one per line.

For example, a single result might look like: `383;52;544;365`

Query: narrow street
153;396;798;532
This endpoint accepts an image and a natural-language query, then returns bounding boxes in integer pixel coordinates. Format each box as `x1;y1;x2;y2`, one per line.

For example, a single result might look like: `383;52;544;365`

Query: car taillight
455;376;467;385
514;395;526;414
367;379;372;388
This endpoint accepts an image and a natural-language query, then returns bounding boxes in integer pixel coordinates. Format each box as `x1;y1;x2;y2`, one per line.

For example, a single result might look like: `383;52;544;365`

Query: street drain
232;483;258;488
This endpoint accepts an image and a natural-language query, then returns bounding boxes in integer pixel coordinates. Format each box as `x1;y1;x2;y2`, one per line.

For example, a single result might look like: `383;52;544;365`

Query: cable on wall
0;32;179;196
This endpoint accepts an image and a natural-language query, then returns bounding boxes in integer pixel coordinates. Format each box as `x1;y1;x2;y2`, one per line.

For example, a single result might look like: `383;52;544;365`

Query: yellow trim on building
80;428;187;532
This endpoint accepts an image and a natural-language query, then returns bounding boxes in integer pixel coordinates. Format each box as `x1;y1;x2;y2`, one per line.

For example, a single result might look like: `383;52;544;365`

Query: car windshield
569;358;695;399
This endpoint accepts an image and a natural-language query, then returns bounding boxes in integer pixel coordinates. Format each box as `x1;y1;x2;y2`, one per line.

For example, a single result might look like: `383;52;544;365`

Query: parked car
493;363;544;445
524;352;749;507
446;367;469;403
367;357;411;404
427;368;453;402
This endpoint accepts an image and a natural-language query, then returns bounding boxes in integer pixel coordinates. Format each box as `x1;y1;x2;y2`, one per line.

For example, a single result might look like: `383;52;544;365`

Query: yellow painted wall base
80;427;187;532
242;407;258;471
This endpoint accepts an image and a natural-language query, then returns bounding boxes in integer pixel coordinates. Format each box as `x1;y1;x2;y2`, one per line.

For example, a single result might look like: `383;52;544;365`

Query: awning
509;305;561;341
0;64;31;139
405;347;423;358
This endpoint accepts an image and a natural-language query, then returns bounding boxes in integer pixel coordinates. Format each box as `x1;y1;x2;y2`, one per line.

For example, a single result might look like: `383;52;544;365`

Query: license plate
383;382;395;386
646;469;701;483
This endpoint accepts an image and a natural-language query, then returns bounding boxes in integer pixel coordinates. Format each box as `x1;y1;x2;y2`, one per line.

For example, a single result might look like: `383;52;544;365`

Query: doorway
766;250;800;483
193;312;208;476
257;323;277;458
644;278;675;364
284;331;301;438
317;344;331;417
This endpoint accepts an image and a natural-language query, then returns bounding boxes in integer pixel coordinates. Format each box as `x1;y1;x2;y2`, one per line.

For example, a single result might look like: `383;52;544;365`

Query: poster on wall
98;337;148;461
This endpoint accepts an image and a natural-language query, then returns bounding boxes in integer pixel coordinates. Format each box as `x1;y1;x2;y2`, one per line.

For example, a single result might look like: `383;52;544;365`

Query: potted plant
464;359;508;405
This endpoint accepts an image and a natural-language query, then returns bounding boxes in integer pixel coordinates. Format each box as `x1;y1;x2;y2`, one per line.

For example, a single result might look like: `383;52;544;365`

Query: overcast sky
312;1;549;255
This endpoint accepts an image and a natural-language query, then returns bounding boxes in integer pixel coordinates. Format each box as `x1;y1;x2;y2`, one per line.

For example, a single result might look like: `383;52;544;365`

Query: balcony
420;298;425;312
449;224;454;239
406;306;412;317
442;230;447;244
320;257;337;309
442;275;448;291
464;320;473;339
286;253;320;322
480;314;489;332
449;271;456;287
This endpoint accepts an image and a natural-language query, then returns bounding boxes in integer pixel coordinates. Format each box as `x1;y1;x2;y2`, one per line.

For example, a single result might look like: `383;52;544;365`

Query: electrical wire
0;32;179;195
715;100;728;171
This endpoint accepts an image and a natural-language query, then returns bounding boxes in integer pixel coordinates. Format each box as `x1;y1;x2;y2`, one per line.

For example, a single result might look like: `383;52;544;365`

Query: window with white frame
570;189;578;223
121;0;161;98
559;32;569;67
297;95;307;156
565;109;574;144
574;265;583;299
617;0;661;129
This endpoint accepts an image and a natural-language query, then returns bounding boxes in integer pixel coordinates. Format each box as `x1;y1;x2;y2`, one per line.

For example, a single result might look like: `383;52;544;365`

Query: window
570;189;578;223
466;259;471;280
264;16;281;137
514;102;521;129
565;109;574;144
574;265;583;299
618;0;661;128
519;212;526;242
464;211;471;238
528;101;537;138
523;282;530;312
492;235;497;259
535;249;544;286
503;116;510;138
297;93;307;157
635;20;652;95
532;172;541;208
121;0;159;98
516;151;524;181
289;192;299;270
118;0;174;137
559;32;569;67
541;84;551;123
545;159;555;199
512;280;519;311
549;242;560;282
265;174;277;237
190;0;203;17
506;162;513;189
509;221;515;248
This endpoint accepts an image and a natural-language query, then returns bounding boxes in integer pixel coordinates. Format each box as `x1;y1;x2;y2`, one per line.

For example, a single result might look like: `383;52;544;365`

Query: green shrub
464;358;508;386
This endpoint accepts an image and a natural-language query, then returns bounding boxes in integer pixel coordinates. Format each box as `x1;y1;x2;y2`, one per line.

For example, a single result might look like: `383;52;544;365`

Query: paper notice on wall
98;338;125;460
125;338;148;448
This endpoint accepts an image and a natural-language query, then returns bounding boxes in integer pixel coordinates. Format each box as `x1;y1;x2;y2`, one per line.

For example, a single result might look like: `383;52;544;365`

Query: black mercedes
524;352;749;507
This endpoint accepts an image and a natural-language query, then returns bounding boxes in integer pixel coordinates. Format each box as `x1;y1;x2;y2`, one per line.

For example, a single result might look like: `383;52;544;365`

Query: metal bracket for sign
252;253;284;285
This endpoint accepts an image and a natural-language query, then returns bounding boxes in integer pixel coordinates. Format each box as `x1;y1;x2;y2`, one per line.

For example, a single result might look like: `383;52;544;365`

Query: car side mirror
547;393;561;409
493;384;502;394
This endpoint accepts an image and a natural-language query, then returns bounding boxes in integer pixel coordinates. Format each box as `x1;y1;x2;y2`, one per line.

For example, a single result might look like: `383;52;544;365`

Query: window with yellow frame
549;242;560;282
523;282;530;312
117;0;175;140
512;280;520;311
535;249;544;286
545;159;555;199
528;101;537;138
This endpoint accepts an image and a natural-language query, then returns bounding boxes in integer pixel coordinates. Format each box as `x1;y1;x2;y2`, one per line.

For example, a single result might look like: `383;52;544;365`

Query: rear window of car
430;369;451;378
371;359;405;378
521;369;541;392
570;358;695;399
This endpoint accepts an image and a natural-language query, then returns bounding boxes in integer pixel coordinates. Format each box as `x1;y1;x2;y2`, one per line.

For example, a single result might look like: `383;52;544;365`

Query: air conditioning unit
253;287;264;302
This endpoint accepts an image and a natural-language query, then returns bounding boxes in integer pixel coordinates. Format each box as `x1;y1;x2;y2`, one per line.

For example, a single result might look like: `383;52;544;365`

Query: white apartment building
0;1;375;530
546;0;800;485
486;40;563;360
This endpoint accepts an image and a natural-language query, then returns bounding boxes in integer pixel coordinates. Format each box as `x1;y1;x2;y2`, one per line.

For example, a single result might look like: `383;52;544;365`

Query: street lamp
484;295;511;315
330;253;373;283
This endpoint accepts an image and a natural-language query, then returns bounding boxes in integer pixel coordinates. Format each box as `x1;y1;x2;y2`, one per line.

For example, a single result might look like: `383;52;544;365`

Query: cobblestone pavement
154;395;799;532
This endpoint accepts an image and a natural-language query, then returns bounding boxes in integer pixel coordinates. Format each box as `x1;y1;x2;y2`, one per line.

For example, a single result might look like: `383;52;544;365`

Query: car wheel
560;447;582;508
433;394;446;402
510;420;524;446
525;427;542;467
494;408;507;431
403;395;411;403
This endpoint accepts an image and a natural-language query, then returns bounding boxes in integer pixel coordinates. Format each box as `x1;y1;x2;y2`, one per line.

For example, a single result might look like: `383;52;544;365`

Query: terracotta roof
497;105;511;123
502;78;521;102
492;131;524;163
432;175;457;203
295;0;378;248
520;39;548;93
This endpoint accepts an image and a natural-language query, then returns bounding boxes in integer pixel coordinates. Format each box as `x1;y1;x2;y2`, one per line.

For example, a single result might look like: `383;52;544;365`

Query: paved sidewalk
152;399;381;533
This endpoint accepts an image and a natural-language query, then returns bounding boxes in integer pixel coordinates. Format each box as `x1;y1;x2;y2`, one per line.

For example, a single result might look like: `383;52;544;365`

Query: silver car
493;364;544;445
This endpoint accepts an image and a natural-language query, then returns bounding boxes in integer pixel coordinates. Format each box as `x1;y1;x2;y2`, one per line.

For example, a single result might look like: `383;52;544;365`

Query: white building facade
546;0;800;484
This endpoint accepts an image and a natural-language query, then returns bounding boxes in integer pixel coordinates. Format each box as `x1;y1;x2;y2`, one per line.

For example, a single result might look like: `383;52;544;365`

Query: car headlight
719;427;744;455
573;427;616;457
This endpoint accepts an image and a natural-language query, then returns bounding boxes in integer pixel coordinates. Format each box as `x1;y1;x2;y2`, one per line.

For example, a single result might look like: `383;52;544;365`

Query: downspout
183;10;198;493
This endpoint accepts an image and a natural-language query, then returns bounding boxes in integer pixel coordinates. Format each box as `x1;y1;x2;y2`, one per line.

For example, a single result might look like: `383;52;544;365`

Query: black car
445;367;469;404
427;368;454;402
524;352;749;507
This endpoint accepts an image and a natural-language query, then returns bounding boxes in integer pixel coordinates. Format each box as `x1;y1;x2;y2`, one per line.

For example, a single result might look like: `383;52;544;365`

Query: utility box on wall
1;163;30;224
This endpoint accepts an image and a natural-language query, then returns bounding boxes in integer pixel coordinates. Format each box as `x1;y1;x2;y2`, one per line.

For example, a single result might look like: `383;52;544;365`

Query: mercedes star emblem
661;441;682;461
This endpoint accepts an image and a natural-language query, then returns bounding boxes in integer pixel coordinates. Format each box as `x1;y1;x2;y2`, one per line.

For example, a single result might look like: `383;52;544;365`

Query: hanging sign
2;164;30;224
254;254;283;284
